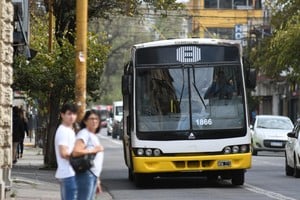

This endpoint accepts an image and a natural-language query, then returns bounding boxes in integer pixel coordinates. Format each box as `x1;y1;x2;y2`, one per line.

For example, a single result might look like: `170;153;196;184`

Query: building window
205;28;235;39
250;0;262;9
204;0;218;8
204;0;262;9
234;0;247;7
219;0;232;9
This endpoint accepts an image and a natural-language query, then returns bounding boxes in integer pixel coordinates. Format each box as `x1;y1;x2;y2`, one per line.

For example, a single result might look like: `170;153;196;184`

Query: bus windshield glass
136;65;245;134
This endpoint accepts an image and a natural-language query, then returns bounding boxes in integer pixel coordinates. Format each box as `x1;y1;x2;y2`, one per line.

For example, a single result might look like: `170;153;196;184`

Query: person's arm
72;139;104;157
96;179;102;194
59;145;71;159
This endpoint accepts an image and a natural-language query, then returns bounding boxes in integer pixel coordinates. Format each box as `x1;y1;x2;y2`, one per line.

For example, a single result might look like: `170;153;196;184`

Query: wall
0;0;14;199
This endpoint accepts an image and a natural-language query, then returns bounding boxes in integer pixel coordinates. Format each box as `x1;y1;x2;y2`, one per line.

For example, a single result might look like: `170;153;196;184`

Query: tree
13;1;183;167
250;0;300;81
13;14;109;167
50;0;183;46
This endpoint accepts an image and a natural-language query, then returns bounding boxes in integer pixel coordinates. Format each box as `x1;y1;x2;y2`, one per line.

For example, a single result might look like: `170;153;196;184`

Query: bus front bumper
133;153;251;173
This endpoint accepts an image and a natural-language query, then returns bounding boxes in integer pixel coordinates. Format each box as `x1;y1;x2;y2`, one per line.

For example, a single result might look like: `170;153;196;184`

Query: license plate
270;142;282;147
218;160;231;167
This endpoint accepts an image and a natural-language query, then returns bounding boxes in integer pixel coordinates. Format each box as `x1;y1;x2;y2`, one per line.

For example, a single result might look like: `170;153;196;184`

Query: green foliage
250;0;300;82
13;14;110;112
52;0;183;45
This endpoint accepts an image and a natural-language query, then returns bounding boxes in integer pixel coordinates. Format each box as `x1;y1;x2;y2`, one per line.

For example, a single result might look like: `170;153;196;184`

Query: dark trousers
17;138;24;155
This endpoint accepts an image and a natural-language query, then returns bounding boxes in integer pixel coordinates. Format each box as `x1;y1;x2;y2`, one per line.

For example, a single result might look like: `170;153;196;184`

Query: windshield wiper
178;65;185;106
257;125;268;129
192;66;207;110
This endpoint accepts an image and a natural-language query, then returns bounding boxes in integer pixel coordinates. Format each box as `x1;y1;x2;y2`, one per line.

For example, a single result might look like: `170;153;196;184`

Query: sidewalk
7;138;113;200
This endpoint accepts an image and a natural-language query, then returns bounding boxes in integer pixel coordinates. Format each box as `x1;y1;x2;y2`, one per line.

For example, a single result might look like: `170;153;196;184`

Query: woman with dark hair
73;110;104;200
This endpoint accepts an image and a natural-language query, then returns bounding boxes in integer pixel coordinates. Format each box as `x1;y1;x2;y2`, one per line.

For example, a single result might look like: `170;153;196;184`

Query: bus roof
133;38;241;49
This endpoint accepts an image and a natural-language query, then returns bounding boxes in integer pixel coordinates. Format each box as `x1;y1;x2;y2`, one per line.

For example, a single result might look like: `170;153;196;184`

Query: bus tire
252;148;258;156
206;173;219;184
293;156;300;178
135;173;153;188
232;171;244;186
285;156;293;176
128;168;134;181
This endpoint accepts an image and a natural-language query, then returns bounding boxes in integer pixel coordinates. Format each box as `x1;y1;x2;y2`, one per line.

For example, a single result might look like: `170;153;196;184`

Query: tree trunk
44;92;60;167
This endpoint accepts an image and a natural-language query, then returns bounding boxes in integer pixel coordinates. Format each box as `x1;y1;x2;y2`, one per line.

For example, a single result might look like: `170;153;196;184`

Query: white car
285;119;300;178
251;115;294;155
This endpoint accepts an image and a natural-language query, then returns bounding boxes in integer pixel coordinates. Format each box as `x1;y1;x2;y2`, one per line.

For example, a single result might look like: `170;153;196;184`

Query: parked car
251;115;294;155
111;101;123;139
285;119;300;177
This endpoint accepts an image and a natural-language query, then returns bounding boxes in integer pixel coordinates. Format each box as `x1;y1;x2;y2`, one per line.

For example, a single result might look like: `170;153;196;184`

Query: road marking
244;184;297;200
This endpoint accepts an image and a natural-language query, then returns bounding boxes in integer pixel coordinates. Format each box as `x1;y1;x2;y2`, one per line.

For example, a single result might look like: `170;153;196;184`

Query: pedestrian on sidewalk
72;110;104;200
17;108;29;158
12;106;23;164
54;103;78;200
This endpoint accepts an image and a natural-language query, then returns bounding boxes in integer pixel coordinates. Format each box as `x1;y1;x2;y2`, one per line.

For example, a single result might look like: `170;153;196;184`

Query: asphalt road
99;129;300;200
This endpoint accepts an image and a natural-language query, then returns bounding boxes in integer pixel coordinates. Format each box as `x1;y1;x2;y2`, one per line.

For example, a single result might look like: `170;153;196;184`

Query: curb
12;178;37;186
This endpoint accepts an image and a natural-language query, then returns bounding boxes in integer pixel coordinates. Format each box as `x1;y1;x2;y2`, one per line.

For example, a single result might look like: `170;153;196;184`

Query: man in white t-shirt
54;103;78;200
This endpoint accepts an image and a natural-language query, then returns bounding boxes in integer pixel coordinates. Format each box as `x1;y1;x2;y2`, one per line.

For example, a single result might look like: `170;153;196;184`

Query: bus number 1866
196;118;213;126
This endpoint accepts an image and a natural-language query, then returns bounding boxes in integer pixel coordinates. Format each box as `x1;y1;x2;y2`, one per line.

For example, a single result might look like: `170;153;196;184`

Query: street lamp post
75;0;88;121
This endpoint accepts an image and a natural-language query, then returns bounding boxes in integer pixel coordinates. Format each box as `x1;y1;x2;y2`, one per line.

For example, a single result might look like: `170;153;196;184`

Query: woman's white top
76;128;104;177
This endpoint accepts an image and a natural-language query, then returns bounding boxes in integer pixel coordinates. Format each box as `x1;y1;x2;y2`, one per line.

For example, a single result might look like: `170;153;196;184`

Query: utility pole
75;0;88;121
48;0;53;52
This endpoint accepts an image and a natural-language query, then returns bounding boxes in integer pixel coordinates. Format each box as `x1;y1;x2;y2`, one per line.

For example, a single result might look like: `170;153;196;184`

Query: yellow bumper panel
133;153;252;173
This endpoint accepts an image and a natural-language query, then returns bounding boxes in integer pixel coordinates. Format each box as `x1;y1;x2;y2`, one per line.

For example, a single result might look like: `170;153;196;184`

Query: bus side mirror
122;75;132;95
246;68;257;89
287;132;296;138
243;57;257;89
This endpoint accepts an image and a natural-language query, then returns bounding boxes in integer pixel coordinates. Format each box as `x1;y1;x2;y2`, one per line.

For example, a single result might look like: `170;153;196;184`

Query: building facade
189;0;263;43
0;0;14;199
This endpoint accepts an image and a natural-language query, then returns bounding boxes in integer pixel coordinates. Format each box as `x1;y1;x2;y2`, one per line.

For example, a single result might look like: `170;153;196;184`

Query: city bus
121;38;256;187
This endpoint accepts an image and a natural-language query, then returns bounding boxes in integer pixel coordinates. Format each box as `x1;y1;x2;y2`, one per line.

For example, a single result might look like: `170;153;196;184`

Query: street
99;129;300;200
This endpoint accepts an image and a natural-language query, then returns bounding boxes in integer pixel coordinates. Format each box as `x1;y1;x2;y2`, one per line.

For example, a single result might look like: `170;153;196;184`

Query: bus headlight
240;145;248;153
153;149;161;156
224;146;232;154
137;149;144;156
232;146;240;153
145;149;153;156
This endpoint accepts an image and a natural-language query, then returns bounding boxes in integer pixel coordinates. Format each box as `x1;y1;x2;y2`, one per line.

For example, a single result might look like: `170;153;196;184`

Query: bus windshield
136;64;245;134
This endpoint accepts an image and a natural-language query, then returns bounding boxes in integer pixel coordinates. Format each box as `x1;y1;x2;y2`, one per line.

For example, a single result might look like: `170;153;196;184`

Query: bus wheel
285;156;293;176
135;173;153;188
252;148;258;156
293;156;300;178
232;171;244;186
206;174;219;184
128;168;134;181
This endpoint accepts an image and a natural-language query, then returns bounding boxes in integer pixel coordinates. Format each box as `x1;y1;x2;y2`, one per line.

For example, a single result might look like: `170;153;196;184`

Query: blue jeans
59;176;77;200
76;170;97;200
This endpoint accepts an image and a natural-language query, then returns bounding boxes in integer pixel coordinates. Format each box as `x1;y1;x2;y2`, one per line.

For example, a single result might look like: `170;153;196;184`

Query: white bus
122;38;256;187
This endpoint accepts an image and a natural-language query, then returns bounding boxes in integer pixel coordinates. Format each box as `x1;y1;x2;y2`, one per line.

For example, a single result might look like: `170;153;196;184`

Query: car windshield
257;118;293;130
136;65;245;132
